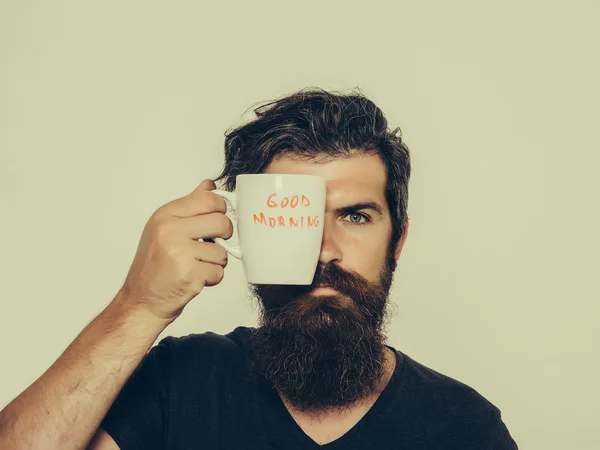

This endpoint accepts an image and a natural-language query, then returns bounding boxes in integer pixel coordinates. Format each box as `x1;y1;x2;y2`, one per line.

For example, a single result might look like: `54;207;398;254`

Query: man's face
249;152;408;412
266;152;399;283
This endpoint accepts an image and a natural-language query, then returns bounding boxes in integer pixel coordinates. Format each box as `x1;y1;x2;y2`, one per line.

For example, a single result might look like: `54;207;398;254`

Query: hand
116;179;232;322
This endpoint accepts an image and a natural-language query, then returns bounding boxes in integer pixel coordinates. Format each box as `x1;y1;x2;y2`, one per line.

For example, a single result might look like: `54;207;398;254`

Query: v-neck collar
261;345;406;449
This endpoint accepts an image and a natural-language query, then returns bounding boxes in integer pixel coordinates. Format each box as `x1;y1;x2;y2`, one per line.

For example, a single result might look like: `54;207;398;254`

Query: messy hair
214;87;411;246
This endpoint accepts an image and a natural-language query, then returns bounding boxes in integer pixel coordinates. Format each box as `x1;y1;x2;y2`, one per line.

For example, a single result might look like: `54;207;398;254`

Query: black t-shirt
101;326;518;449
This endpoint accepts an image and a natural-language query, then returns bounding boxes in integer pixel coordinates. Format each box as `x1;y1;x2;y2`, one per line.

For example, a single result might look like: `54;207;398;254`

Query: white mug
211;174;326;285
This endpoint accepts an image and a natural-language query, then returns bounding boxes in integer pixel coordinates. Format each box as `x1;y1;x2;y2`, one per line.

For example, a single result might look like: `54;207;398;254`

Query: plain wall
1;1;599;449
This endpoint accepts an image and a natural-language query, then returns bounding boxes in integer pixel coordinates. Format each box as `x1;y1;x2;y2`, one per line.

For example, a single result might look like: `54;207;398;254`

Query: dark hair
214;87;411;246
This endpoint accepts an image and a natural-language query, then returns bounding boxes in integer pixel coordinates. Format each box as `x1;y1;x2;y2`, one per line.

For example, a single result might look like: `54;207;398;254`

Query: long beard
249;246;397;413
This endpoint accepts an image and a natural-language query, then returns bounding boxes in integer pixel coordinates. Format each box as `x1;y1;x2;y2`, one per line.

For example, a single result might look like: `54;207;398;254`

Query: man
0;88;518;449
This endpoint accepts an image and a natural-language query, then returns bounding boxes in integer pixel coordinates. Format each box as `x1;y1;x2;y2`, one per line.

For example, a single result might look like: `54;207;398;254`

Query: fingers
176;212;234;240
190;241;228;267
160;179;227;218
195;260;225;287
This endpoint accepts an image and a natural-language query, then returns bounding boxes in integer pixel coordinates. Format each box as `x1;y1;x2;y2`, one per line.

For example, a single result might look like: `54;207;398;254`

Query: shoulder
155;326;256;373
395;352;516;447
399;352;500;414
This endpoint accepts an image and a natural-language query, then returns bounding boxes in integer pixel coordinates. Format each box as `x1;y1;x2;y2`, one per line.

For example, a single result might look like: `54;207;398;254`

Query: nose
318;215;342;265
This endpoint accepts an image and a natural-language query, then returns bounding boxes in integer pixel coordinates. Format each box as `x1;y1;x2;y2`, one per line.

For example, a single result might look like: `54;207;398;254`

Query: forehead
263;153;388;207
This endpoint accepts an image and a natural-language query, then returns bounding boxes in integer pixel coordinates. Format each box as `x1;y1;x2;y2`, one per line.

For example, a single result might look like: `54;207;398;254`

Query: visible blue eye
342;213;369;225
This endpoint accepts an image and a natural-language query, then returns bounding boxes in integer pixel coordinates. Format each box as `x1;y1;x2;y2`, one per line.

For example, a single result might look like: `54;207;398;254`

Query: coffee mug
210;174;326;285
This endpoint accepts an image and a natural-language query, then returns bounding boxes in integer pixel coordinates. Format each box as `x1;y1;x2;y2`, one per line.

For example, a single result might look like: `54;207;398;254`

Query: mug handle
210;189;242;260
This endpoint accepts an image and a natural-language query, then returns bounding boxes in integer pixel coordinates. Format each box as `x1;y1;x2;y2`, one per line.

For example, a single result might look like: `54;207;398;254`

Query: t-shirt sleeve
487;409;519;450
100;336;173;450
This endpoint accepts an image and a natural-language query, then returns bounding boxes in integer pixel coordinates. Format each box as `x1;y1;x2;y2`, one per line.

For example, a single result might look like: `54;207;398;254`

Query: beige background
1;1;599;448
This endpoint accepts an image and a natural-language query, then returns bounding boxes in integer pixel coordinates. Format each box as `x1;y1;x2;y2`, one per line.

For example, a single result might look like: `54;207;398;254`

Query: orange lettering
290;195;299;208
278;216;285;227
300;216;304;227
289;217;299;227
301;195;311;206
314;216;320;227
307;216;314;227
267;193;277;208
280;197;289;208
253;213;267;225
268;217;277;227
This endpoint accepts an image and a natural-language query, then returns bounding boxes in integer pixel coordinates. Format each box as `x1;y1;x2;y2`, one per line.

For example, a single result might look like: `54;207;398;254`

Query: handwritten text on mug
253;193;320;228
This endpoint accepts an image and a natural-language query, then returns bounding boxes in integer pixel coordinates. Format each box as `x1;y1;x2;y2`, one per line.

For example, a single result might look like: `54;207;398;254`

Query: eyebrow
334;202;385;216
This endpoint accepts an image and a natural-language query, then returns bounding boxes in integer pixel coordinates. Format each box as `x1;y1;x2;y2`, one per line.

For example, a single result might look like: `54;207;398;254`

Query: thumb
197;178;217;191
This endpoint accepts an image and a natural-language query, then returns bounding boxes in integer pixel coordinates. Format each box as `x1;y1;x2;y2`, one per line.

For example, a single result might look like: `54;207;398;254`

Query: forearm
0;292;170;450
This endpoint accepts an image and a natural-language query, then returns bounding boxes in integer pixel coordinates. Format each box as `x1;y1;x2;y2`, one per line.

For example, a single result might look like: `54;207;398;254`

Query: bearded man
0;88;518;450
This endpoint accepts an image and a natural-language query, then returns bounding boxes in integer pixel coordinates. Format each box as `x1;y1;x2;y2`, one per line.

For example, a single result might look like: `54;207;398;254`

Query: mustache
252;262;385;312
314;263;366;292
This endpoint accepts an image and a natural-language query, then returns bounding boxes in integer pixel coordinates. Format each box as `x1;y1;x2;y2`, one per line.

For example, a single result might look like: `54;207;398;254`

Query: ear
394;219;409;260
